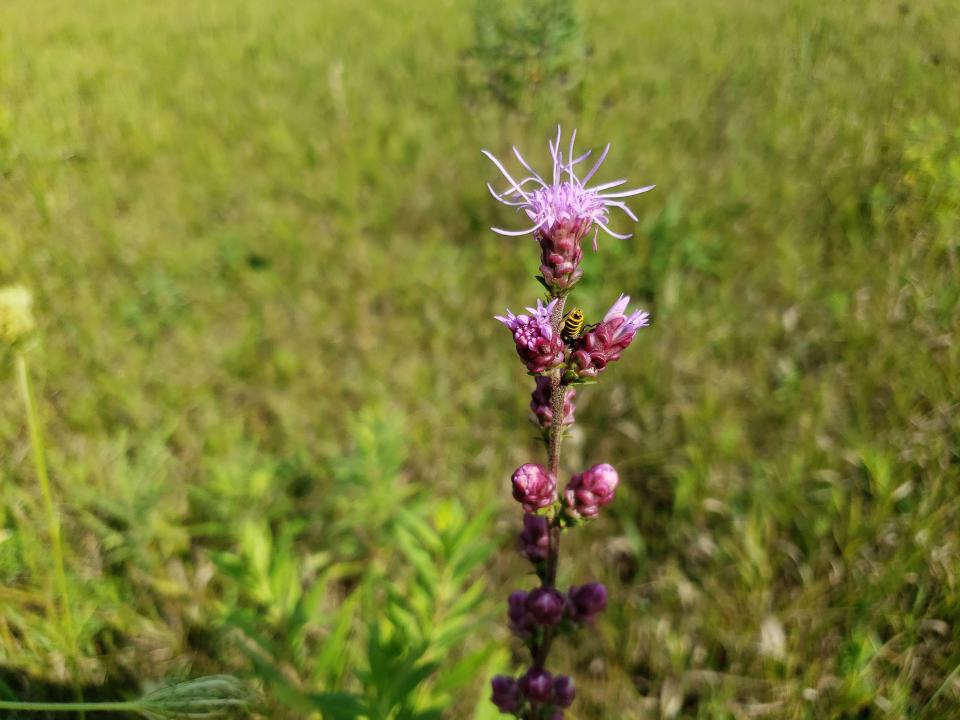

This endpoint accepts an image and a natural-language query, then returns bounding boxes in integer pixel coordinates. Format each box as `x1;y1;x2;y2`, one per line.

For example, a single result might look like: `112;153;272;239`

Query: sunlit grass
0;0;958;717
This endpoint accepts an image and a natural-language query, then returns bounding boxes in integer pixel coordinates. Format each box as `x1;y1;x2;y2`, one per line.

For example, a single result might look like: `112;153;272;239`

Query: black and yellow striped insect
561;307;587;344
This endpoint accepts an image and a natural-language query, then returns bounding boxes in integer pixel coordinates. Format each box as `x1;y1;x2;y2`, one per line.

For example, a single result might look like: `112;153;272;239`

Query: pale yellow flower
0;284;35;345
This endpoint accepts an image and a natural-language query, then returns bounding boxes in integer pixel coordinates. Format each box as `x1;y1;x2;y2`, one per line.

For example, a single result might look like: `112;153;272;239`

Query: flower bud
530;376;576;430
518;667;554;703
508;590;535;637
490;675;522;714
567;583;607;623
566;294;649;382
538;230;584;292
564;463;619;519
511;463;557;513
553;675;576;708
526;587;565;626
518;514;550;563
496;299;564;375
0;285;35;346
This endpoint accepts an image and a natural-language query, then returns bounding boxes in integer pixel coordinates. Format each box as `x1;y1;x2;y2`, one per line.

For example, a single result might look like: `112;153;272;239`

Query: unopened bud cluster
486;128;653;718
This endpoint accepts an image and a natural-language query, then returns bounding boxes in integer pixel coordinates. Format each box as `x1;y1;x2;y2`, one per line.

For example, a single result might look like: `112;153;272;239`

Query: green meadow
1;0;958;717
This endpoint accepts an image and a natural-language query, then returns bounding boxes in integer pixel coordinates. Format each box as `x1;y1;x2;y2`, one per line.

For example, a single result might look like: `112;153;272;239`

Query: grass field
1;0;959;717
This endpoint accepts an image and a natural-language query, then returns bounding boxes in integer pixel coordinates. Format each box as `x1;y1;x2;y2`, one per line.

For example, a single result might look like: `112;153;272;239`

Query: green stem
15;352;84;714
0;700;137;713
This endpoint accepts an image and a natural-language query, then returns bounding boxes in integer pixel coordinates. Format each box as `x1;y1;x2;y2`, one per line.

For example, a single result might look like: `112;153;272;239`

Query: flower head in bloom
519;667;554;703
564;463;620;519
566;294;649;381
519;513;550;563
490;676;523;714
0;284;35;346
530;376;576;431
484;127;655;248
496;298;564;375
511;463;558;513
566;583;608;623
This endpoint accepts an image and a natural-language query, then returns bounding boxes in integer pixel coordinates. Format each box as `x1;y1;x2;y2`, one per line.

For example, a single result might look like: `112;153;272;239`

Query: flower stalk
3;283;84;716
486;128;653;718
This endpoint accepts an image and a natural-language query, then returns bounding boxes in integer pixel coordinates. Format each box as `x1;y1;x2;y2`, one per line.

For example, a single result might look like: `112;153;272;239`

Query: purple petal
482;150;532;200
604;294;630;322
580;142;611;185
599;184;656;199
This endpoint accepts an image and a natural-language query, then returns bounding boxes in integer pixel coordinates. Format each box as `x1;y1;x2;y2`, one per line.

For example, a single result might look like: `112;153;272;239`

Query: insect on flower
560;307;587;344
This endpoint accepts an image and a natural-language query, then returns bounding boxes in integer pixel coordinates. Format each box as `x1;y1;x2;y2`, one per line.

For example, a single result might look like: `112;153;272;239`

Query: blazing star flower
508;590;536;637
566;294;649;381
526;586;565;626
490;676;523;714
519;513;550;563
519;668;555;704
564;463;620;519
530;376;576;431
566;583;608;624
567;583;607;623
496;298;565;375
511;463;558;513
553;676;576;708
484;127;654;292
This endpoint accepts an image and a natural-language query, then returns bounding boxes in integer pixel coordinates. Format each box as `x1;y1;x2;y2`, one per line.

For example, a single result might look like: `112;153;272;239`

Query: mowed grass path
1;0;958;717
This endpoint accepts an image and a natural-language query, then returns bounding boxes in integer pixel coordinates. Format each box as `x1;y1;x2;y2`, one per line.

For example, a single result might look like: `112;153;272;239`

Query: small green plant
465;0;584;111
220;409;500;718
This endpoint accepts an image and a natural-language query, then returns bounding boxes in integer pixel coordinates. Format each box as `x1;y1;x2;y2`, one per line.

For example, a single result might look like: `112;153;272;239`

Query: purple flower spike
484;127;655;291
519;667;555;703
508;590;535;637
567;583;608;623
549;713;565;720
530;376;576;431
564;463;620;519
496;298;565;375
553;675;576;708
490;675;523;714
519;514;550;563
567;294;649;381
511;463;558;513
526;587;565;626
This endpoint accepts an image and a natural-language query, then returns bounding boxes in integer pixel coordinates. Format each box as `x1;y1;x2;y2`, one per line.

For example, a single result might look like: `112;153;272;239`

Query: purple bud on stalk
511;463;558;513
526;587;565;626
567;583;608;623
519;514;550;563
553;675;576;708
530;376;576;430
508;590;535;637
519;667;554;704
564;463;620;519
490;675;523;714
495;299;565;375
567;294;649;381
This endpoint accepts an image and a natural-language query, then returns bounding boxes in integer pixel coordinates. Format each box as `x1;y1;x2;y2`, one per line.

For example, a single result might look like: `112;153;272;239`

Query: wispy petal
482;150;532;200
580;143;611;185
599;184;656;199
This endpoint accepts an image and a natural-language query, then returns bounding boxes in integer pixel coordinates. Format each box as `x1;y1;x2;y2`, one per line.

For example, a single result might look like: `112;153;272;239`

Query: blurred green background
1;0;958;717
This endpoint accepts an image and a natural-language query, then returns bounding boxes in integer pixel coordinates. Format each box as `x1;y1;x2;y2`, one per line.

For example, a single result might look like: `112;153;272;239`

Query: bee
561;307;587;343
